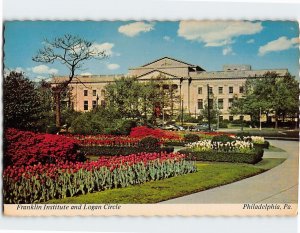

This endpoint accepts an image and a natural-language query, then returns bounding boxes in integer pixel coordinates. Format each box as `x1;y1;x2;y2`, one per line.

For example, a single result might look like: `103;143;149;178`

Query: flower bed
3;152;196;204
68;134;141;147
4;128;81;167
181;138;264;164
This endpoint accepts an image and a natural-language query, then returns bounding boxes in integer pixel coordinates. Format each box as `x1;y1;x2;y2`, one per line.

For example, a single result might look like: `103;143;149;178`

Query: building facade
53;57;288;121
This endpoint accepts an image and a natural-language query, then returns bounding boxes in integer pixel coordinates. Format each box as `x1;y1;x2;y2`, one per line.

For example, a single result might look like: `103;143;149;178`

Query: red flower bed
68;134;140;147
4;128;80;167
130;126;182;140
3;152;186;181
3;152;196;203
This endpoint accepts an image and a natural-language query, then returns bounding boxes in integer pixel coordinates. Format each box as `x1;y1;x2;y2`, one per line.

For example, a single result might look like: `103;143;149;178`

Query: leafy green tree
199;98;221;125
105;75;179;124
232;72;299;128
4;71;42;130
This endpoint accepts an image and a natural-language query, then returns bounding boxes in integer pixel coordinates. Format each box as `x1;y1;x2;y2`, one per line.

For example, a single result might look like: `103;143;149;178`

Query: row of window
198;86;244;95
219;115;244;121
197;98;234;110
84;89;105;97
83;100;106;110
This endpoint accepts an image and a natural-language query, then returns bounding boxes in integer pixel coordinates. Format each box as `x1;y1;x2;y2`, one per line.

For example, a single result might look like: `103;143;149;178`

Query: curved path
162;140;298;203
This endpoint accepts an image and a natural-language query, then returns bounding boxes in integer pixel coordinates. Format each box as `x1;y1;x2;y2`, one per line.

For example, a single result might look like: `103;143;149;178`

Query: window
197;99;203;109
208;99;213;109
84;90;88;96
93;90;97;96
229;116;234;121
228;98;233;109
208;87;213;94
92;100;97;109
198;87;202;95
101;100;106;107
84;101;88;111
240;115;244;121
229;86;233;94
239;86;244;93
218;99;223;109
219;116;223;121
218;87;223;94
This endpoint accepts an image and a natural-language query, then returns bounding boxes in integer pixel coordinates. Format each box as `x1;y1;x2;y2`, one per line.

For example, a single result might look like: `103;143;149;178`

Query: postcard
3;20;299;216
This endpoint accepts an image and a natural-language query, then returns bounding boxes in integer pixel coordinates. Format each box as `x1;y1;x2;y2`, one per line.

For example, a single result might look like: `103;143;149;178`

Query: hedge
179;148;264;164
253;141;270;149
164;141;186;147
80;146;174;156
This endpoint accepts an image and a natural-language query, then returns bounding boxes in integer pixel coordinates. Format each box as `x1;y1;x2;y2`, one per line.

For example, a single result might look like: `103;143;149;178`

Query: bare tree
33;34;107;128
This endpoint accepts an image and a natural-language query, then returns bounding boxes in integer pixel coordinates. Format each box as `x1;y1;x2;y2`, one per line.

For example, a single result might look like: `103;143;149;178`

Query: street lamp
162;107;171;128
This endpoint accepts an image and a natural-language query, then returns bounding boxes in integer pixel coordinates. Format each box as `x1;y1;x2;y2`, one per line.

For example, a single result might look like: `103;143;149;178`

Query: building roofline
129;56;205;70
136;69;179;78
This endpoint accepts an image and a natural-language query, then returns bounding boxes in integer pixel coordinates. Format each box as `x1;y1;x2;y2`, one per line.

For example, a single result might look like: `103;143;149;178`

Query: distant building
52;56;288;121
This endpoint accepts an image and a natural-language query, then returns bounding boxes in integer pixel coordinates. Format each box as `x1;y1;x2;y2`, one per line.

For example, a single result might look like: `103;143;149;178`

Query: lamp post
207;84;211;131
259;107;262;131
216;98;219;130
162;107;171;128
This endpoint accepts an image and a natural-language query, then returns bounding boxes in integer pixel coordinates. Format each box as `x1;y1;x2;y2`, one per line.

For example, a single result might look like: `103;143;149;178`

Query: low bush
80;146;174;156
211;135;235;143
4;128;82;167
180;148;264;164
138;136;160;149
184;134;200;143
218;121;228;128
254;141;270;149
130;126;181;140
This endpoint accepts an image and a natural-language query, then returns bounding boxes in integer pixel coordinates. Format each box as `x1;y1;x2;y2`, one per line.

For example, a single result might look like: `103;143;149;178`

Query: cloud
247;39;255;44
31;65;58;74
107;63;120;70
91;42;115;56
118;22;155;37
177;21;263;47
258;36;299;56
32;75;52;83
80;72;93;76
163;36;171;41
222;46;235;56
15;67;24;73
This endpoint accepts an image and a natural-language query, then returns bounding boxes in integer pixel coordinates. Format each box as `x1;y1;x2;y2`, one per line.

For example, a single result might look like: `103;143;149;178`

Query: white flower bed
235;136;265;144
186;139;255;153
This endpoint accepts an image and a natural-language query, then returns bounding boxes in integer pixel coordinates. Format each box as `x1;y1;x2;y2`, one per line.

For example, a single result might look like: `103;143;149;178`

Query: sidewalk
162;140;298;204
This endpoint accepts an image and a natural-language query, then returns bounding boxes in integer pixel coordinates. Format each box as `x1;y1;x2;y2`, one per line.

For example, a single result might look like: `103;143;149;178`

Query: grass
45;158;285;204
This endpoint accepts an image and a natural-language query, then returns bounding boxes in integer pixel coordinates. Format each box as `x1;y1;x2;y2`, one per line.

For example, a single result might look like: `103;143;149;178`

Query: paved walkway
162;140;299;203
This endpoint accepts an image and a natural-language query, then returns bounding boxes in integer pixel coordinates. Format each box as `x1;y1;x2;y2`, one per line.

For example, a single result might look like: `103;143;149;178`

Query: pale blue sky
3;20;299;80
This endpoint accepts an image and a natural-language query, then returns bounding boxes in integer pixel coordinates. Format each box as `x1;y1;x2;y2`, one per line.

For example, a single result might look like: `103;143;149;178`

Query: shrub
130;126;181;140
184;134;200;143
138;136;160;149
218;121;228;128
4;128;82;167
211;135;235;143
254;141;270;149
181;148;263;164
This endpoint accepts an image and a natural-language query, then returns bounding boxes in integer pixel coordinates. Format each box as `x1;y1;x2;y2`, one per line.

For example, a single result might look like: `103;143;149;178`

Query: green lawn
46;158;284;204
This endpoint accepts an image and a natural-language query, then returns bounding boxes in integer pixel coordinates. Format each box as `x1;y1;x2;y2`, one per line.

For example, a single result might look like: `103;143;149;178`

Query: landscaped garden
3;125;285;204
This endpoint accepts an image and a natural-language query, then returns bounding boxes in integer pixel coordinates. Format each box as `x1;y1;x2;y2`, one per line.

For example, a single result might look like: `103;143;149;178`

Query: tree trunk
54;91;61;129
274;111;278;129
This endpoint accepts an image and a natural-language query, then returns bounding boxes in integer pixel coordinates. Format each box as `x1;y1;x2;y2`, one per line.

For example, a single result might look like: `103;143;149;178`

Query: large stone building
53;56;288;121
